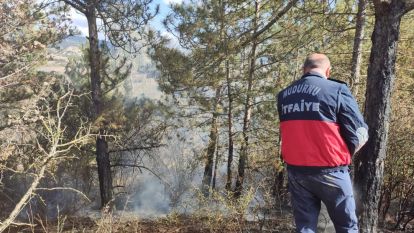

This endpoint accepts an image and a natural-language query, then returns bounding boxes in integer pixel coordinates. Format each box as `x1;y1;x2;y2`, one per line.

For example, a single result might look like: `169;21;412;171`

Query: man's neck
304;70;327;79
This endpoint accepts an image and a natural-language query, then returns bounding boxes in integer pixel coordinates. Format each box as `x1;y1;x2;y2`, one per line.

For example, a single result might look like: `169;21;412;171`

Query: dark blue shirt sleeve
337;85;369;155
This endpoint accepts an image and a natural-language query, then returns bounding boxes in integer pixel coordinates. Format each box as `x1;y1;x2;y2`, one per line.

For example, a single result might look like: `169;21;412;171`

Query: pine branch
241;0;299;47
62;0;86;14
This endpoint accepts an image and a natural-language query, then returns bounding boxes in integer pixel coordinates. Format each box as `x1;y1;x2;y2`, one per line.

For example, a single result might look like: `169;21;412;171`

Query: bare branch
0;65;31;81
0;158;49;232
241;0;299;47
0;91;93;232
9;222;37;227
108;145;165;154
0;82;19;89
404;0;414;12
35;187;91;202
62;0;86;13
111;163;172;190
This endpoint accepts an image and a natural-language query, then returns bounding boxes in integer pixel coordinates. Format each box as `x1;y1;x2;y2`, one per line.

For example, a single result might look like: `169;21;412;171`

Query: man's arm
337;85;369;155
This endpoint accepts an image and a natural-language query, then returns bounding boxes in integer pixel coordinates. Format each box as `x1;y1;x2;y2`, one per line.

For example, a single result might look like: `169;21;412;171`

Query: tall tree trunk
225;60;234;192
201;87;221;197
272;135;284;200
86;8;113;209
272;170;284;201
215;0;234;192
350;0;367;96
353;1;413;231
212;137;219;190
234;0;260;198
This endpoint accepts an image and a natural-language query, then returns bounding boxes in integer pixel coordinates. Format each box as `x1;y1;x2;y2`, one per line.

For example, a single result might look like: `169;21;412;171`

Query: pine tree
354;1;414;232
58;0;158;208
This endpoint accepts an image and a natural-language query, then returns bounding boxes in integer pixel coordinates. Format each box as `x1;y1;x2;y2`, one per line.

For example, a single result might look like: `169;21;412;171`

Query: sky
69;0;183;37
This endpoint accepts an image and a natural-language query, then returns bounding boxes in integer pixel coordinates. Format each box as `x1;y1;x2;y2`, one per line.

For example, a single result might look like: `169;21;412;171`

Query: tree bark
0;153;51;233
353;1;413;232
201;87;221;197
350;0;367;96
225;59;234;192
272;135;284;200
212;136;220;190
234;0;260;198
86;7;113;209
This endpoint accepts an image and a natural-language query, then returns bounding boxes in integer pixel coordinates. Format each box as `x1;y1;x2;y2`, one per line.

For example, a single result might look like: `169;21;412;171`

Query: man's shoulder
277;79;302;99
327;78;348;86
277;88;285;101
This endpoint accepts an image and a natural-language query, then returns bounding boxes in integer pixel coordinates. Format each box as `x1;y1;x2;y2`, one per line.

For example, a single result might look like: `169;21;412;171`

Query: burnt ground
5;214;413;232
6;214;295;233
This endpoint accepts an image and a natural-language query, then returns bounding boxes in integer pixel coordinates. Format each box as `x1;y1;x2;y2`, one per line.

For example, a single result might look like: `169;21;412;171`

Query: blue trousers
287;167;358;233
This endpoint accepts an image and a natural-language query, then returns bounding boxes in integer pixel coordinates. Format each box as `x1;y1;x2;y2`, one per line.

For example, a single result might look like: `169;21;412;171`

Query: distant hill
39;36;84;74
53;36;88;50
39;36;161;100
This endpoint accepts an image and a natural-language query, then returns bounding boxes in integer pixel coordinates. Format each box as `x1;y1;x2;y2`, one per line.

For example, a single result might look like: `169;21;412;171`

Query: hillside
39;36;161;100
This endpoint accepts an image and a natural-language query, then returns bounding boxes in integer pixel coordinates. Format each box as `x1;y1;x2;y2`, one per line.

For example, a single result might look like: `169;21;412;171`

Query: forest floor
7;214;296;233
7;216;412;233
5;213;412;232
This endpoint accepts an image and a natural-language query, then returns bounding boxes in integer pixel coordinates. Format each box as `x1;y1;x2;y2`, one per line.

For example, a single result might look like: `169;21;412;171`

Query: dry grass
5;213;295;233
7;212;408;232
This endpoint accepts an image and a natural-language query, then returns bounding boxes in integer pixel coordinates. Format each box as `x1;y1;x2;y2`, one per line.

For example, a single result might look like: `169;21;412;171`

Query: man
277;53;368;233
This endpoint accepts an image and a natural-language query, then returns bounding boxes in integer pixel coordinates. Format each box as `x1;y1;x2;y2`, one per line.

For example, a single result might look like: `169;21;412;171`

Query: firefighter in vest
277;53;368;233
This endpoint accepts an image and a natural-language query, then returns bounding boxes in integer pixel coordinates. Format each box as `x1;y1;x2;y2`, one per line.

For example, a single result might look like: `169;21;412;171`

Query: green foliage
152;0;369;198
0;0;71;91
0;0;72;165
1;0;414;229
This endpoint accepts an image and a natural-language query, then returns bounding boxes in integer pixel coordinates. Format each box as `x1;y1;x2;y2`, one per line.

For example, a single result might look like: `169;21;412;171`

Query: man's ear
326;67;331;78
